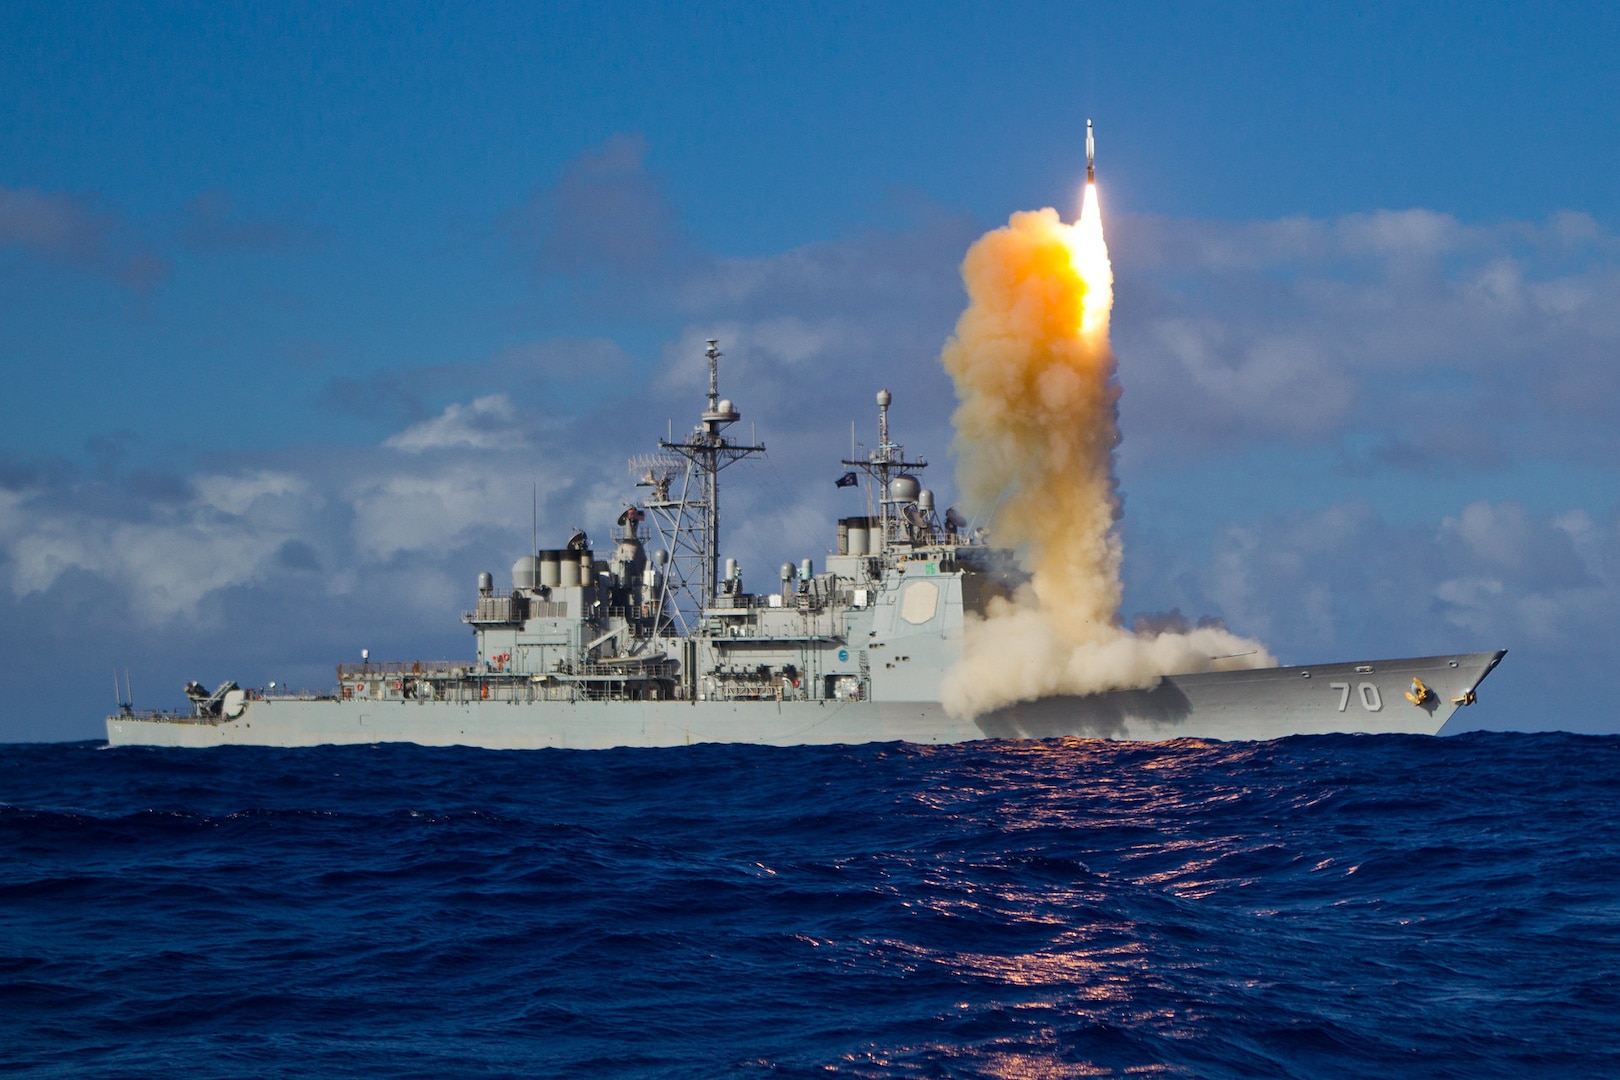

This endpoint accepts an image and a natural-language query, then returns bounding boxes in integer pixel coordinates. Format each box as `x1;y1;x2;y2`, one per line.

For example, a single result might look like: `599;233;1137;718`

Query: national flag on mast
835;471;858;488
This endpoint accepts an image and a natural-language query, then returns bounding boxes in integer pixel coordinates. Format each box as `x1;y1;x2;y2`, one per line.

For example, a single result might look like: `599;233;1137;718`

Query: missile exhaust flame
939;147;1274;719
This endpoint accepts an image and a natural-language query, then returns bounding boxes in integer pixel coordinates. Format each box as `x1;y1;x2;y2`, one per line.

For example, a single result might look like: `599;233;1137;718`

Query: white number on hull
1330;681;1384;712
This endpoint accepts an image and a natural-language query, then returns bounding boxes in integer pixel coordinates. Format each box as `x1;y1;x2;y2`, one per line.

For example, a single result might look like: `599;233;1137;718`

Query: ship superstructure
341;340;999;712
107;342;1505;749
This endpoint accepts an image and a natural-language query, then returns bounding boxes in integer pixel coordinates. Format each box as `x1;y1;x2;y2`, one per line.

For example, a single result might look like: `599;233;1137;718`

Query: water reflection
817;738;1316;1075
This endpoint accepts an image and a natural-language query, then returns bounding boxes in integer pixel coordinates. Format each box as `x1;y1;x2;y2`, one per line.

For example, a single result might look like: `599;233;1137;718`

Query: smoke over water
940;185;1275;719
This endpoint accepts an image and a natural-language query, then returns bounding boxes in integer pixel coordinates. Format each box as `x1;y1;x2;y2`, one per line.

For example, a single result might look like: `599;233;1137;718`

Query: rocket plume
940;181;1274;718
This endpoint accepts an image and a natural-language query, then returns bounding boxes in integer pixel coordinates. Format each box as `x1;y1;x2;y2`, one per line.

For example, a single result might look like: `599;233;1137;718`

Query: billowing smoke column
939;176;1275;718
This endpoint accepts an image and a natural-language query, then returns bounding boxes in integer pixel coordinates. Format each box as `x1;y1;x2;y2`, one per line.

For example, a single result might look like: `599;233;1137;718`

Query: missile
1086;118;1095;183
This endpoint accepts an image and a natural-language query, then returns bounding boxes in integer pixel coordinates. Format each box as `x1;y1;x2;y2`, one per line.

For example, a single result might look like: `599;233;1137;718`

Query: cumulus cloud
384;395;523;453
190;470;308;515
0;469;309;620
349;462;552;561
1134;499;1620;659
0;425;581;626
1111;208;1620;464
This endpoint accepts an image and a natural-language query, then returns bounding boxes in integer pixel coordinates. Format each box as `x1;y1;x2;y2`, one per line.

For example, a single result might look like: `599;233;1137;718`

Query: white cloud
191;470;308;515
0;422;569;622
1337;209;1466;260
349;463;550;561
7;513;290;621
1135;499;1619;659
1;468;314;619
1113;209;1620;462
384;395;522;453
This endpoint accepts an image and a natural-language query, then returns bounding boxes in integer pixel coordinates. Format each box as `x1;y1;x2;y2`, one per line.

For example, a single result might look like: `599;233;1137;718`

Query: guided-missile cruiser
1087;117;1095;182
105;340;1505;750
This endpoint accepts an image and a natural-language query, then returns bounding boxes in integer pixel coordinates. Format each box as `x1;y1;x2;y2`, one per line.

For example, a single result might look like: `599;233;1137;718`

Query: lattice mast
639;340;764;631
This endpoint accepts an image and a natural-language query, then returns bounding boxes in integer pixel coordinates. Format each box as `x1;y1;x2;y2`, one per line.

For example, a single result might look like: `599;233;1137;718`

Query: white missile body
1086;118;1095;182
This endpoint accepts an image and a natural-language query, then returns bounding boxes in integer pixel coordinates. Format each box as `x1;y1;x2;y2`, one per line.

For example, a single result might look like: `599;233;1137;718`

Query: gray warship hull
106;347;1508;751
107;651;1504;749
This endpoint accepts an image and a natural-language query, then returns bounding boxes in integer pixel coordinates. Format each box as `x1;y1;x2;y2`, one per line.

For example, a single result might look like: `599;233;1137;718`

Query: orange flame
1070;182;1112;339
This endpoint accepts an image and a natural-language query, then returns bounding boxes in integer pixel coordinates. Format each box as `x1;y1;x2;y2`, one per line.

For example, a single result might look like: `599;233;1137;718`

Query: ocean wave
2;732;1617;1078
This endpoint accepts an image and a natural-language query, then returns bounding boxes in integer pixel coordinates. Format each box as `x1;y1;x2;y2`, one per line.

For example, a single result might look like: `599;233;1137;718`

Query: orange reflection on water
945;937;1149;998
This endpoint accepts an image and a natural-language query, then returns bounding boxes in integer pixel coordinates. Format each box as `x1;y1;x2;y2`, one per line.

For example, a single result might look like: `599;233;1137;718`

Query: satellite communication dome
888;474;921;502
876;388;892;407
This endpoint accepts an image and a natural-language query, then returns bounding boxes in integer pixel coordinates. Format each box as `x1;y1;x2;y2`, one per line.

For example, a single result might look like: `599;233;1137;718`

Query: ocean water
2;734;1617;1079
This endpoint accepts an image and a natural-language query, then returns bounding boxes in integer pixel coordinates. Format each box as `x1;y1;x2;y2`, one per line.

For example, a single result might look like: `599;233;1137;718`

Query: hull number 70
1329;682;1383;712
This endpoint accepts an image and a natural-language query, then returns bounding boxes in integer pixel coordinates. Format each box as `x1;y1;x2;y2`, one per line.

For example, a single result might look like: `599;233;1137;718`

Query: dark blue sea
3;733;1617;1078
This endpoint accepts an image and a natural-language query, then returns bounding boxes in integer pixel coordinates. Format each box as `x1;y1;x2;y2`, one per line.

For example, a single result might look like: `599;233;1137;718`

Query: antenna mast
638;339;765;630
841;388;927;548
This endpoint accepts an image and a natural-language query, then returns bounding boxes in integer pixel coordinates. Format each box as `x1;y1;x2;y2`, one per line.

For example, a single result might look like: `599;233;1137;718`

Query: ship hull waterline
106;651;1505;750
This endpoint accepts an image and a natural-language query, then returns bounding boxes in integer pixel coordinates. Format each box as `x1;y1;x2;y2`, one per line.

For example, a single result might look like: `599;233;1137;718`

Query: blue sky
2;2;1617;740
